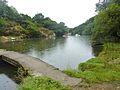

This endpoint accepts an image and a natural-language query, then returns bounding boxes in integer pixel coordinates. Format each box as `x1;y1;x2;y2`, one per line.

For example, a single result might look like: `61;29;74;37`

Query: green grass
64;43;120;83
19;76;71;90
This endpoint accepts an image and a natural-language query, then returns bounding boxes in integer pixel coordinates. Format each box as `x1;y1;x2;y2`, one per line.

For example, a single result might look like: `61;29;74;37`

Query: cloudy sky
7;0;99;28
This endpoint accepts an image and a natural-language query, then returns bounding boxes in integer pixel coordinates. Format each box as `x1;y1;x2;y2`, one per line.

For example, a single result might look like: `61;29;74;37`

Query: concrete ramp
0;51;81;86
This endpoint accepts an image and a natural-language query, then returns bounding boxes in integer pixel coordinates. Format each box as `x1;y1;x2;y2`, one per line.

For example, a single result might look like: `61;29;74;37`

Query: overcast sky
7;0;98;28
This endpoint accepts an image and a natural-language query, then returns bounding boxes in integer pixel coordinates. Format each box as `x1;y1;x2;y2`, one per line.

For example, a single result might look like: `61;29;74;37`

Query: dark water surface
0;36;94;70
0;61;18;90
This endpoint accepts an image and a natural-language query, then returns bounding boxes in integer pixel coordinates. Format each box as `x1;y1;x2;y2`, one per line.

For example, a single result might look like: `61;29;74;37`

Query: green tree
0;0;21;21
33;13;44;23
33;14;68;37
93;3;120;42
71;16;95;35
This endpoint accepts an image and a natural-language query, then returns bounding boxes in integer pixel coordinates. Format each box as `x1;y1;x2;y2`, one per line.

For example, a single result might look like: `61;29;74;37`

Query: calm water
0;74;18;90
0;61;18;90
0;36;94;70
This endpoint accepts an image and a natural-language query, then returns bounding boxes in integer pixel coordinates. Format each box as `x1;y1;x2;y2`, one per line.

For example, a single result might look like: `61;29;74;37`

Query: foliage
33;13;44;23
93;3;120;42
65;0;120;84
71;0;120;43
71;16;95;35
0;18;24;36
33;14;69;37
0;0;21;21
0;0;67;38
64;43;120;83
19;76;71;90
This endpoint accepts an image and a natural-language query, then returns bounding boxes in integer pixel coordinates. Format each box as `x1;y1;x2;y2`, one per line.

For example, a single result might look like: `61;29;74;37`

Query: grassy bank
64;43;120;83
19;76;71;90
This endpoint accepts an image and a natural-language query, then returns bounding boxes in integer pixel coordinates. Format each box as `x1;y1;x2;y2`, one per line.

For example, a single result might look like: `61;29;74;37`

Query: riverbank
0;49;5;52
64;43;120;89
0;35;56;43
18;42;120;90
0;50;82;90
0;36;23;43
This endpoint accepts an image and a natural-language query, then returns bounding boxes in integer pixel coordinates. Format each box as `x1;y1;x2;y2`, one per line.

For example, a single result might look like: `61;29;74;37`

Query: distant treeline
70;16;95;35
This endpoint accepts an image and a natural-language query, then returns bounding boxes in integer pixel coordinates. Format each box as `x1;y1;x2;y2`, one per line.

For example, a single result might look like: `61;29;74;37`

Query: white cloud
7;0;98;28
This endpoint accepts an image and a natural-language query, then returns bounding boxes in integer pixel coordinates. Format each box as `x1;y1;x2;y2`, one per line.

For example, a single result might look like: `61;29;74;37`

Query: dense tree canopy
71;16;95;35
93;3;120;42
33;14;69;37
0;0;21;21
0;0;68;38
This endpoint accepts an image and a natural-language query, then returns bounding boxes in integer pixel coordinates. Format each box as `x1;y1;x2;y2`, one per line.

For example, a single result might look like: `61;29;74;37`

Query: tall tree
93;3;120;42
33;13;44;23
33;14;68;37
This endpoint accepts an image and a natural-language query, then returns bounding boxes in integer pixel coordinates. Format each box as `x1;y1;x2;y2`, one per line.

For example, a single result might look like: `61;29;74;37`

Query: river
0;36;94;90
0;36;94;70
0;61;18;90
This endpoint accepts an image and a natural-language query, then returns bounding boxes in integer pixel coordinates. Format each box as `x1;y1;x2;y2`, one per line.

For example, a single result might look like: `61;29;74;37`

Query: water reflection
0;61;18;90
0;74;18;90
0;36;94;70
